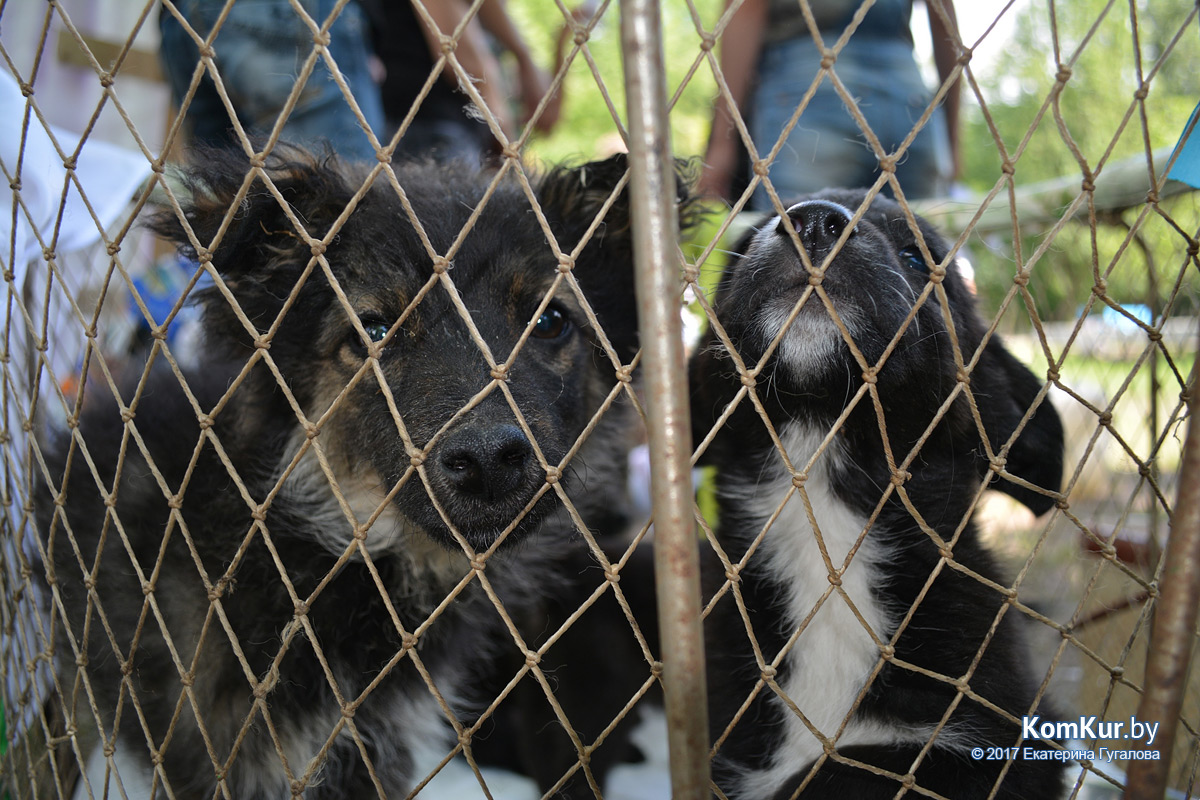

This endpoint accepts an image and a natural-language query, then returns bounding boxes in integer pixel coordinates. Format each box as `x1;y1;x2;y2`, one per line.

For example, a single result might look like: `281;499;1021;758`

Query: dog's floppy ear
973;337;1064;515
535;153;698;360
151;145;356;346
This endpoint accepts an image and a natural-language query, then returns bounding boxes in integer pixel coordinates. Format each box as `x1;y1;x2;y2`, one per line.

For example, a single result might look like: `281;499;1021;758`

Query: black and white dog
691;190;1067;799
36;147;665;798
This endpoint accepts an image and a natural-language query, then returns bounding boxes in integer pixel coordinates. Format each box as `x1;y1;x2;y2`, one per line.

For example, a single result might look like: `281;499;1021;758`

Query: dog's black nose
437;424;534;501
777;199;856;251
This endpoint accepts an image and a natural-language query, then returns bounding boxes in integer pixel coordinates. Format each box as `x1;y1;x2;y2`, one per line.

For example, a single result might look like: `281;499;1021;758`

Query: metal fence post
619;0;711;797
1124;342;1200;799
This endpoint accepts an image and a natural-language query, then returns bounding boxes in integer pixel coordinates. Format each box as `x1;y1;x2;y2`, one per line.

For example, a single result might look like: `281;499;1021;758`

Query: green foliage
510;0;721;164
962;0;1197;189
959;0;1200;327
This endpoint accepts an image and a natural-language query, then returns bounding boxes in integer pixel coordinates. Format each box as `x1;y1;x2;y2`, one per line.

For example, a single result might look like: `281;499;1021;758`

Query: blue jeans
751;37;951;208
159;0;384;162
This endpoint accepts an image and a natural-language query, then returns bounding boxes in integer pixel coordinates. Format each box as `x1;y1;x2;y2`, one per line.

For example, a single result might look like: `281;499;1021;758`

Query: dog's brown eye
531;307;569;339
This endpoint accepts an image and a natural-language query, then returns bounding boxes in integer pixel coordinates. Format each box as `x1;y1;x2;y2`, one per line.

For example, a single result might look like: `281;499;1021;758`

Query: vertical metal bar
619;1;711;797
1124;348;1200;799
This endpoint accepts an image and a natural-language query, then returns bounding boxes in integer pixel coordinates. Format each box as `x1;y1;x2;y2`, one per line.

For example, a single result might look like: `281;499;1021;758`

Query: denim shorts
750;36;951;207
159;0;384;161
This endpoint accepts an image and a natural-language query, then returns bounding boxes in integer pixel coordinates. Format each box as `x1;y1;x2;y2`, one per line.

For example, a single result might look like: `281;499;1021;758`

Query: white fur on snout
743;222;861;379
755;299;850;380
745;220;937;382
727;425;940;798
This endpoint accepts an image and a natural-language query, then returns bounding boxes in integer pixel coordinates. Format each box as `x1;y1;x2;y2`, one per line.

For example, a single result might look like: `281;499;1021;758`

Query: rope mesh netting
1;1;1199;798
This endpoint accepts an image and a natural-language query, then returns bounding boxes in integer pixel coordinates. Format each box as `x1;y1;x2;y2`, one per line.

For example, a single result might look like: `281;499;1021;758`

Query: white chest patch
725;425;931;797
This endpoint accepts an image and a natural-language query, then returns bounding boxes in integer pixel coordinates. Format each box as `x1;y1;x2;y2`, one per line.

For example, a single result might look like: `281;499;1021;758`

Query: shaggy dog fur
36;147;660;798
692;191;1067;799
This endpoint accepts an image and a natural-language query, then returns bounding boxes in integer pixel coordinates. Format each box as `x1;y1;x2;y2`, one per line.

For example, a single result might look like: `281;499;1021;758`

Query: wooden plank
913;146;1192;236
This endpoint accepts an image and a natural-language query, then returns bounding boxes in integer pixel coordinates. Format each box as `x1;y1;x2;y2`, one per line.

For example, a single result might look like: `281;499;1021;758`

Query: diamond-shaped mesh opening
2;1;1200;799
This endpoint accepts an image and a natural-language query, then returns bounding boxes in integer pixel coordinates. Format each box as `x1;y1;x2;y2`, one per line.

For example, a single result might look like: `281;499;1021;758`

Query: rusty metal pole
619;0;711;797
1124;355;1200;799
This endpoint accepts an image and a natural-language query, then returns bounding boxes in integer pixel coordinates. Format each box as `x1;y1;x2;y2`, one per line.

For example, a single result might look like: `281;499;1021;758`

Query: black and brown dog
692;190;1067;799
36;147;672;798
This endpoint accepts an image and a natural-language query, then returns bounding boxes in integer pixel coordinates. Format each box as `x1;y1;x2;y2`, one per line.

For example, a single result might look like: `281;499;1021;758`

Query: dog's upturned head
153;147;681;555
693;189;1063;516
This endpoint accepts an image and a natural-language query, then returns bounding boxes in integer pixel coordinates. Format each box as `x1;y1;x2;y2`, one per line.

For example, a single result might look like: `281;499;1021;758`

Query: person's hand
698;111;742;201
698;146;736;202
515;56;560;134
476;73;515;138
